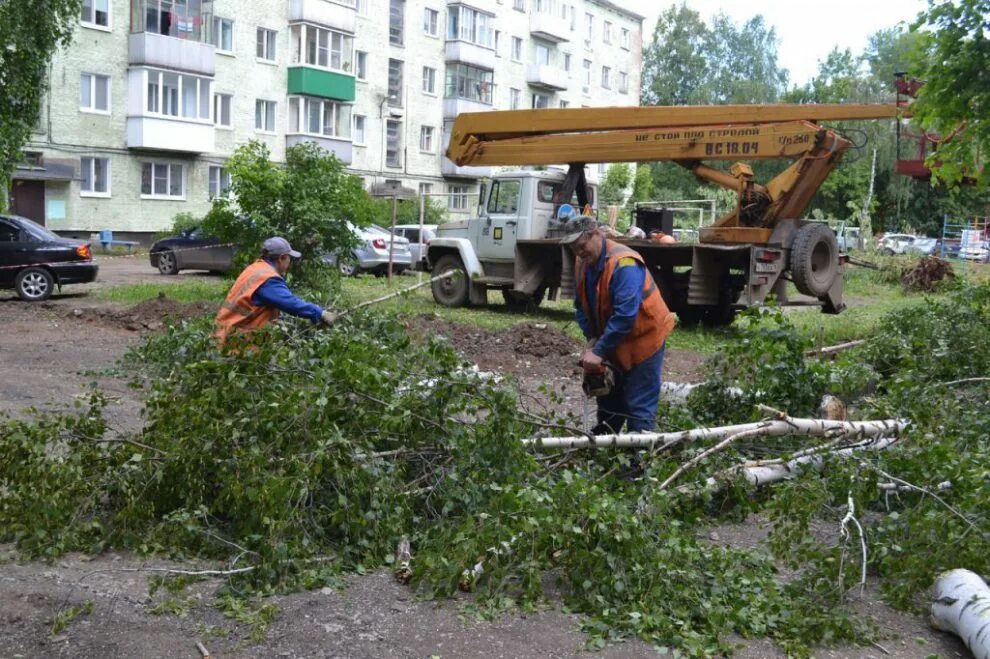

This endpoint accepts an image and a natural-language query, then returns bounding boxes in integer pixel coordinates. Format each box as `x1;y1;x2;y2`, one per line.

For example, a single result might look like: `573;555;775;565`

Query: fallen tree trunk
804;339;867;358
523;418;907;450
661;381;743;404
931;569;990;659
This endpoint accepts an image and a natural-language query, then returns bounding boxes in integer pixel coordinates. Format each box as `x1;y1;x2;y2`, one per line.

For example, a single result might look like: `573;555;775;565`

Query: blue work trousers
594;343;666;434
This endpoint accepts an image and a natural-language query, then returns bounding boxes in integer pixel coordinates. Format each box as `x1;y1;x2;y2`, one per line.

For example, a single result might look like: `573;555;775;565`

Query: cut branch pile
901;255;954;292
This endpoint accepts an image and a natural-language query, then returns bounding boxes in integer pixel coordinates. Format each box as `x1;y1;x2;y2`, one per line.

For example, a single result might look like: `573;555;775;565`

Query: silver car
393;224;438;271
324;224;413;276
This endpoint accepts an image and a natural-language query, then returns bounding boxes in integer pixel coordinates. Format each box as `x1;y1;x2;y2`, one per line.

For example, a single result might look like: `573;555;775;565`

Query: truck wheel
790;223;840;297
431;254;469;307
502;286;546;311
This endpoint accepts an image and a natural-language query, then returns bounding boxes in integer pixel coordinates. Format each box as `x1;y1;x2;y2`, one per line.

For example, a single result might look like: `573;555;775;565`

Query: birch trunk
931;569;990;659
660;381;743;404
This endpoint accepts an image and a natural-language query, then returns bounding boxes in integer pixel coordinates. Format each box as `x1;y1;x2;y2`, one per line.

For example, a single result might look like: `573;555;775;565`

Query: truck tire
431;254;470;307
502;286;545;311
790;223;840;297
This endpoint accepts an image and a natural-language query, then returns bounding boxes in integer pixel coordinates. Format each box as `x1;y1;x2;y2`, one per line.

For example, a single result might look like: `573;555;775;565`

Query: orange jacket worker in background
566;220;675;433
214;237;335;346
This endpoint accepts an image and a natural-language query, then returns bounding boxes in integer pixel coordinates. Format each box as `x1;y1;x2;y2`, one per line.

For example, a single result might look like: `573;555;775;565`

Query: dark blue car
0;215;98;301
149;227;234;275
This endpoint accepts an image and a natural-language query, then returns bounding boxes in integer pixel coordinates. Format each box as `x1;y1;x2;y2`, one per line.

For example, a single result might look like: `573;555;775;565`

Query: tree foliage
369;196;448;228
0;0;83;207
910;0;990;187
202;141;374;285
599;163;632;206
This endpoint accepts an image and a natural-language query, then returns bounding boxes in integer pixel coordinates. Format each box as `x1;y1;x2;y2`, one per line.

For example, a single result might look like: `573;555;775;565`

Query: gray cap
559;217;601;244
262;236;301;258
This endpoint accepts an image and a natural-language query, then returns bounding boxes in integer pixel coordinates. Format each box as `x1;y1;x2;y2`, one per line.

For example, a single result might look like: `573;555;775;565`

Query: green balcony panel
287;67;356;102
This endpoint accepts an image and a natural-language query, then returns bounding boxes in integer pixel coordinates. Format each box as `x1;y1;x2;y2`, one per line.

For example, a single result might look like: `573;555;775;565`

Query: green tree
641;4;710;106
370;196;447;228
599;163;632;206
0;0;83;209
910;0;990;187
202;141;374;285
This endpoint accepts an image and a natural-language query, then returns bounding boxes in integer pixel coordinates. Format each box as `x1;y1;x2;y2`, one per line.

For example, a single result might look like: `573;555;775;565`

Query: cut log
660;381;743;404
523;418;907;450
931;569;990;659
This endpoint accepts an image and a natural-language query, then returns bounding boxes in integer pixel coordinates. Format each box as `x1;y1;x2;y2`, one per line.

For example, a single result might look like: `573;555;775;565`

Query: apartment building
8;0;643;240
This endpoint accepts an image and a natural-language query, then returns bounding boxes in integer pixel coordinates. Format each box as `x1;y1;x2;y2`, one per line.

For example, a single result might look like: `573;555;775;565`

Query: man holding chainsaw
565;220;675;433
214;236;336;346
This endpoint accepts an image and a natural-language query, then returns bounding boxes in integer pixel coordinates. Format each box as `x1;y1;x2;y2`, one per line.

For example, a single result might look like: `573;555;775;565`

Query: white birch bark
660;381;743;404
931;569;990;659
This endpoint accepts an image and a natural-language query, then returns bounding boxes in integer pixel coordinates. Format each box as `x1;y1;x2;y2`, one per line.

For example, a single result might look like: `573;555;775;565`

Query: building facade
9;0;643;240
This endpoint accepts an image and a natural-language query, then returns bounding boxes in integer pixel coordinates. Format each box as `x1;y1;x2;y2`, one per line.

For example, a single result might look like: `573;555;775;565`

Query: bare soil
0;259;969;658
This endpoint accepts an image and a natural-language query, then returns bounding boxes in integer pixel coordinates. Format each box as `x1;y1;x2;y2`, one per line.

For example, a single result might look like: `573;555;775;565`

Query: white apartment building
8;0;643;240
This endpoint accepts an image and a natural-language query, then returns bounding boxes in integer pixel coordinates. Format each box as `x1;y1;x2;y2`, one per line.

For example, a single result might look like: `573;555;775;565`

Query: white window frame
143;69;212;122
512;0;525;10
448;184;468;210
213;93;232;129
511;37;522;62
355;51;368;81
582;59;591;93
257;28;277;62
422;66;437;95
356;0;369;16
420;125;435;153
353;114;367;145
618;71;628;94
80;0;111;30
292;24;354;74
559;99;569;108
208;165;231;199
418;182;433;197
584;12;593;42
386;120;402;168
213;17;234;54
423;7;439;36
509;87;521;110
620;27;630;50
601;65;611;90
80;156;111;197
140;162;185;200
287;96;352;139
532;92;550;109
255;99;277;133
603;20;612;44
563;53;571;73
534;42;551;66
446;5;494;49
80;73;111;114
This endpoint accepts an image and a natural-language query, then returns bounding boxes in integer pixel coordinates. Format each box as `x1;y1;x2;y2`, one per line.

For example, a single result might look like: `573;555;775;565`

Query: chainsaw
582;360;616;397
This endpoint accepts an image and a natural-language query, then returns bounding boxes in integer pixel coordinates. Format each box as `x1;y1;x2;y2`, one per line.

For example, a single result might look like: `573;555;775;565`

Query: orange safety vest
213;260;282;345
576;239;675;371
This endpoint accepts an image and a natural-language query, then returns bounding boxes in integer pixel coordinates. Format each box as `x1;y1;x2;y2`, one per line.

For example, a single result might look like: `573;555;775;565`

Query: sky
628;0;928;87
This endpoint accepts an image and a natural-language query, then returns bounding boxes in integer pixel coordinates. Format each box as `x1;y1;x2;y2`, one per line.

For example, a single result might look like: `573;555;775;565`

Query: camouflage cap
559;216;602;245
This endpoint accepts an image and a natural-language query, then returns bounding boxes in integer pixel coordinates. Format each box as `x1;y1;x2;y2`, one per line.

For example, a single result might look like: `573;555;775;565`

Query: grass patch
96;278;230;305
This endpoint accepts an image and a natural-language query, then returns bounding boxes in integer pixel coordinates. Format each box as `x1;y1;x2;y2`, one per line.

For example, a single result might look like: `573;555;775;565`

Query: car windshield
16;216;61;242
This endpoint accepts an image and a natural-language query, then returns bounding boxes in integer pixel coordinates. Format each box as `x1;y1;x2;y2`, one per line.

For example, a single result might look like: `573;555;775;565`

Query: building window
389;0;405;45
601;66;611;89
257;28;277;61
509;87;521;110
145;70;211;120
80;157;110;196
448;184;468;210
288;97;352;138
140;0;208;39
80;73;110;113
255;99;276;132
512;0;525;10
559;99;569;108
356;0;369;16
419;182;433;196
584;12;593;41
511;37;522;61
620;27;630;50
563;53;571;72
447;5;494;48
444;63;494;104
569;5;576;31
420;125;434;152
291;24;354;73
388;59;404;107
355;51;368;81
618;71;628;94
532;93;550;109
422;66;437;94
494;30;502;56
214;93;232;127
81;0;110;28
353;114;366;145
534;42;551;66
603;20;612;44
141;162;184;199
386;120;402;167
208;166;231;198
212;17;234;52
582;59;591;92
423;7;438;36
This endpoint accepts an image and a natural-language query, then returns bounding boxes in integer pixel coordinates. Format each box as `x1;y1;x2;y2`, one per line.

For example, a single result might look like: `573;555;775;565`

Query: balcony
529;12;569;43
128;0;214;76
443;97;491;119
286;134;352;165
127;117;214;153
445;40;496;70
526;64;568;91
125;68;214;153
443;77;494;119
288;0;356;34
441;158;491;179
288;67;356;102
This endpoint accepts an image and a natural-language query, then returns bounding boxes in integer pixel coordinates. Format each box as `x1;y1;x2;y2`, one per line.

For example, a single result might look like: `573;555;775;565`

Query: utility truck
428;103;900;325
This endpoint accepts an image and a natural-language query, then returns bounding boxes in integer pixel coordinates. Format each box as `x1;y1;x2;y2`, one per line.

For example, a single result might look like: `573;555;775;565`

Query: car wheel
338;253;359;277
431;254;469;307
15;267;54;302
156;250;179;275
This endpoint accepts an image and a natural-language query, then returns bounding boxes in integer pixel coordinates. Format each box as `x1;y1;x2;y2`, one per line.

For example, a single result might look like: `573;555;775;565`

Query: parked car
0;214;98;301
905;237;940;256
323;224;413;276
393;224;438;271
878;233;919;255
836;227;862;252
960;241;990;263
149;227;235;275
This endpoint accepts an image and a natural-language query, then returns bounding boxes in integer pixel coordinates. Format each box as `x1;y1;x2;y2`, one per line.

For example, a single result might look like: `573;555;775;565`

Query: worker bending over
565;220;675;433
214;236;335;346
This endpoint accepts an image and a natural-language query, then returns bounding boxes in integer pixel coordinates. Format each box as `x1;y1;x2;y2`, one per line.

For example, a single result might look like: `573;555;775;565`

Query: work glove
321;310;338;326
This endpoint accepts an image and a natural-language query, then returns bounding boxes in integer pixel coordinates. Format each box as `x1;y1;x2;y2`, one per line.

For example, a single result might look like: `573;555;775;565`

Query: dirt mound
55;293;214;332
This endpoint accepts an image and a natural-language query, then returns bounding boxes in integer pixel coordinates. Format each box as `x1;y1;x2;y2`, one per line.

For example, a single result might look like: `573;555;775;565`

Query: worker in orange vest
564;220;675;434
214;237;335;346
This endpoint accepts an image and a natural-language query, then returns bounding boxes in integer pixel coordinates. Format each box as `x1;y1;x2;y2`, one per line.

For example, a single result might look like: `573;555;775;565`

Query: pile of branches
900;255;954;292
